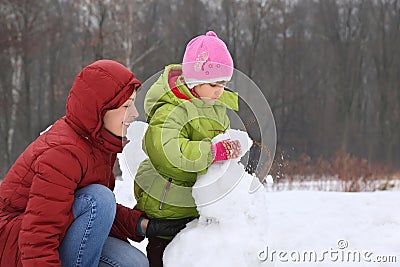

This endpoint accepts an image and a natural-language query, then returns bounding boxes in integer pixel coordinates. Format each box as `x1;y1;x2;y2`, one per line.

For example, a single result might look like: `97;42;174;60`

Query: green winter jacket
134;64;238;220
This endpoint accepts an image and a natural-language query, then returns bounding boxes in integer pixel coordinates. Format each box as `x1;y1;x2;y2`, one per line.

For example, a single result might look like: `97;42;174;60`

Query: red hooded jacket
0;60;145;267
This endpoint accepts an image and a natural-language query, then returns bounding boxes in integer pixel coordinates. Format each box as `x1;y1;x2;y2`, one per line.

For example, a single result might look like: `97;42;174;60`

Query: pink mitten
211;139;242;162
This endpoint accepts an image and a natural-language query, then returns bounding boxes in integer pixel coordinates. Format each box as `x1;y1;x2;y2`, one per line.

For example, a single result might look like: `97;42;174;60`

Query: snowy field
115;122;400;266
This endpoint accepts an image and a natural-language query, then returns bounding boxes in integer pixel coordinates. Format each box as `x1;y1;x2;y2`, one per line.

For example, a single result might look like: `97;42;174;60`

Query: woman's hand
139;217;195;237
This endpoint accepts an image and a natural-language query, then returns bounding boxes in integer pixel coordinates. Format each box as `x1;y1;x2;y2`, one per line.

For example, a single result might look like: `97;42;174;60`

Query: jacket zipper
159;178;172;210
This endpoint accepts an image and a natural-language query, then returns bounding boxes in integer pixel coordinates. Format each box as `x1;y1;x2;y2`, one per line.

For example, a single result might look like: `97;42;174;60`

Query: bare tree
1;0;400;178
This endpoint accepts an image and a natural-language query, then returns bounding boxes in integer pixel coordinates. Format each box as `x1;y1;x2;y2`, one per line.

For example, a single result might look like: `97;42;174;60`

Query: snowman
163;129;271;267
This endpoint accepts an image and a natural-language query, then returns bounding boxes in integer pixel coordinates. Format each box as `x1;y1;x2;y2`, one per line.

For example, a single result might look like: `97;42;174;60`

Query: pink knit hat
182;31;234;88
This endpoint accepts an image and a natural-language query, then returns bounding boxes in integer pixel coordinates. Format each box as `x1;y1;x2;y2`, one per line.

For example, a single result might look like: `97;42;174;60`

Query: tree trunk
7;51;23;163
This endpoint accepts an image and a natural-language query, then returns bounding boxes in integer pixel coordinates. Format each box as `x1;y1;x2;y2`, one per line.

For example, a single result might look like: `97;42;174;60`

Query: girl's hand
212;139;242;162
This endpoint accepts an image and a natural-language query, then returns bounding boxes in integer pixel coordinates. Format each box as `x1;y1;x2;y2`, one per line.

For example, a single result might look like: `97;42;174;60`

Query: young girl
0;60;191;267
134;31;242;266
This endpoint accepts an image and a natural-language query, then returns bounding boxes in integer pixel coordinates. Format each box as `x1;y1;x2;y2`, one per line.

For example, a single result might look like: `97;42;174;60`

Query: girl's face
103;91;138;137
193;81;227;104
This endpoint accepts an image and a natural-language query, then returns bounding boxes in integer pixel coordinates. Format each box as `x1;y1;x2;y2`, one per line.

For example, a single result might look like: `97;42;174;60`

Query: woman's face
193;81;227;104
103;91;138;137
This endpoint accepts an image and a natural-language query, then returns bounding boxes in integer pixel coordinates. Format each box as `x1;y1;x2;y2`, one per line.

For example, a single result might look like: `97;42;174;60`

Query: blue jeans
59;184;148;267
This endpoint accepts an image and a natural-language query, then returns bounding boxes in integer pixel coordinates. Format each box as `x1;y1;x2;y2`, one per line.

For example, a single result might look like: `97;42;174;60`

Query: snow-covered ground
116;121;400;266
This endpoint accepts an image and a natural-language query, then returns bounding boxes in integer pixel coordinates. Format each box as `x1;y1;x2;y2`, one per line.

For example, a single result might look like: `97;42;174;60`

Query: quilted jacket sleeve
109;204;146;242
108;156;146;243
19;147;82;267
144;104;213;178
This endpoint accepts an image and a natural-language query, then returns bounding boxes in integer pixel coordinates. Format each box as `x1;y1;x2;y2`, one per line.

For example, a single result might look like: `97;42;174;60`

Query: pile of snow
116;121;400;267
164;129;270;267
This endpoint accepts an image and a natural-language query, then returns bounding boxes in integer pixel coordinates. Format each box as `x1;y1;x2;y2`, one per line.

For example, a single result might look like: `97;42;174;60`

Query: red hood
65;60;141;152
168;68;192;101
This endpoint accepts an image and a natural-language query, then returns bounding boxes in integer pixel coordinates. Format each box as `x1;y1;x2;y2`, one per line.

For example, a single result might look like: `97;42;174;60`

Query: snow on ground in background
116;121;400;266
269;178;400;192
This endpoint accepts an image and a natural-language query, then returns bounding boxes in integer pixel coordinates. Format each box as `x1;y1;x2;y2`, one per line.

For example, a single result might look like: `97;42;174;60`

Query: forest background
1;0;399;191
